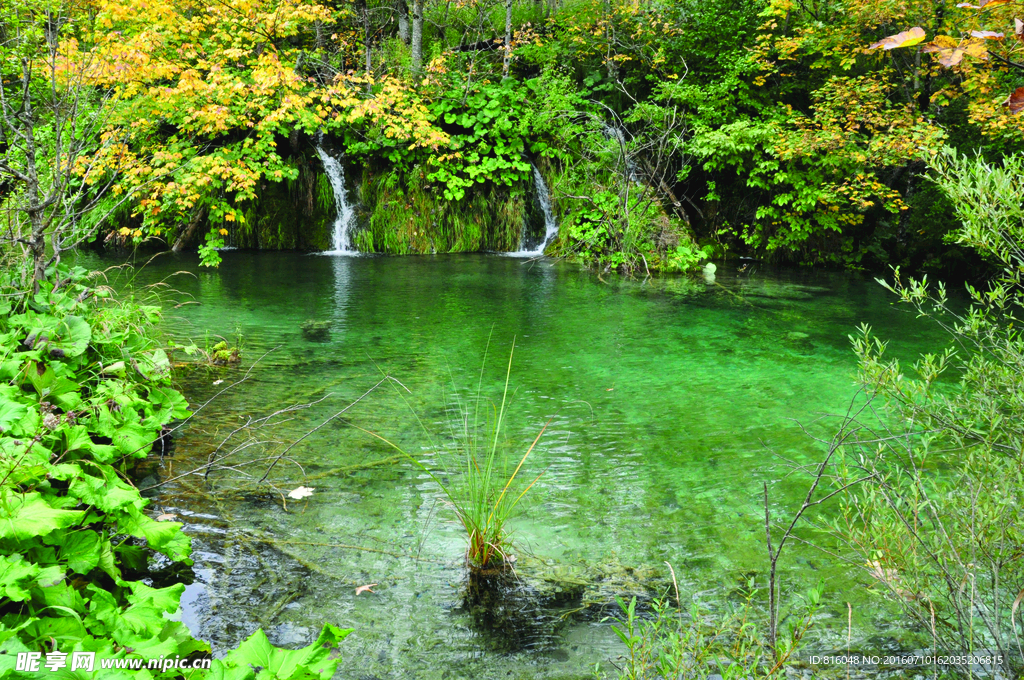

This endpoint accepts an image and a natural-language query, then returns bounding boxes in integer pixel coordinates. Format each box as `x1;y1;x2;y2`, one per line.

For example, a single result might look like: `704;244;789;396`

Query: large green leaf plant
0;265;350;680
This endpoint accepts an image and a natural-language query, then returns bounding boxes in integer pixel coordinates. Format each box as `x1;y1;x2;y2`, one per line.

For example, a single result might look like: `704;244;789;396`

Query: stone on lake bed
301;319;331;342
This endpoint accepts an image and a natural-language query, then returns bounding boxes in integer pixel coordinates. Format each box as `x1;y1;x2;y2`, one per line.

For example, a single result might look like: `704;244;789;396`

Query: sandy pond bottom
91;252;947;679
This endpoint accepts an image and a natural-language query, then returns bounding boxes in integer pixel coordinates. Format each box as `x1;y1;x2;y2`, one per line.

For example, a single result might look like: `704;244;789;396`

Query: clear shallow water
95;252;948;678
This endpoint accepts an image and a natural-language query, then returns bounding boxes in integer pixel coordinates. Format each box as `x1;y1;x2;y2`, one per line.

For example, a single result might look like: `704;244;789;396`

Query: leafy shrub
0;265;349;679
834;148;1024;676
604;580;822;680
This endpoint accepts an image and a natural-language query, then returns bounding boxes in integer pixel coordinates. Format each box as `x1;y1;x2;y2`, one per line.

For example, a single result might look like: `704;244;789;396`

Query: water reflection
331;254;352;334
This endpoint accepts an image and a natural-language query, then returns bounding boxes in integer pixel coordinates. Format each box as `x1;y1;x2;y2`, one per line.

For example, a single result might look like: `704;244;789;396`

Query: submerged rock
458;553;670;652
300;319;331;342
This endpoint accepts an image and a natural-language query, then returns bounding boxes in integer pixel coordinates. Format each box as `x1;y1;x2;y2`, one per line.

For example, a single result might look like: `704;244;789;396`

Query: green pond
100;251;948;678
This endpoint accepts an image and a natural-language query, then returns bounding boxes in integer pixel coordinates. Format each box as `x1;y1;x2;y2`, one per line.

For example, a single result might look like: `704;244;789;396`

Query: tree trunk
658;178;690;227
172;207;207;253
18;61;47;293
30;209;46;293
365;35;372;92
397;0;410;44
314;21;326;51
640;159;691;227
357;0;371;85
435;0;452;47
411;0;424;73
502;0;513;79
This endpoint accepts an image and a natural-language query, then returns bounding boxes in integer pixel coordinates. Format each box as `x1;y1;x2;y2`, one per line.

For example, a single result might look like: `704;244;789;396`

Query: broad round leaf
869;27;926;50
54;315;91;358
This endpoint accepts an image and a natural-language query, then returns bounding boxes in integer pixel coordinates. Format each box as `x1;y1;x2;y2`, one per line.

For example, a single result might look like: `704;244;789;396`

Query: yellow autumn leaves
54;0;456;260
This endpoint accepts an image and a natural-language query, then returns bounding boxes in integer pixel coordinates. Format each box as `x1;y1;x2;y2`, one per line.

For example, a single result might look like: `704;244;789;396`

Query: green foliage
834;148;1024;674
342;79;533;202
604;581;822;680
425;81;533;201
210;625;351;680
0;264;349;678
359;166;525;253
665;241;714;272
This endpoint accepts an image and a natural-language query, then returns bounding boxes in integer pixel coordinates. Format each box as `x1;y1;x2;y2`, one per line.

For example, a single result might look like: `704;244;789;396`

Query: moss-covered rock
354;165;544;254
300;319;331;342
147;142;700;271
214;154;550;256
229;155;334;251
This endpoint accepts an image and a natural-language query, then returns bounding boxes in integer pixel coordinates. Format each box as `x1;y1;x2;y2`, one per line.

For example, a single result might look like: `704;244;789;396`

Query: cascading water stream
316;146;357;254
510;165;559;256
533;165;559;250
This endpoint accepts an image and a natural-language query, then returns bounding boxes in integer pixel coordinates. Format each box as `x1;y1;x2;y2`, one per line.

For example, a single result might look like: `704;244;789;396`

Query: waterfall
316;146;357;254
509;164;559;256
533;165;559;250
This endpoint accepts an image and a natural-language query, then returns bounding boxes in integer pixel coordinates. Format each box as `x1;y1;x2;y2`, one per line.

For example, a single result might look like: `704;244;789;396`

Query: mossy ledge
110;145;696;268
353;163;549;254
173;148;555;256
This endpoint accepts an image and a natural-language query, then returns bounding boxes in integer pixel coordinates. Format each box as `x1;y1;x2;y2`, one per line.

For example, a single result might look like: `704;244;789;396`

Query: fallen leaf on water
156;513;178;521
287;486;315;500
355;583;378;595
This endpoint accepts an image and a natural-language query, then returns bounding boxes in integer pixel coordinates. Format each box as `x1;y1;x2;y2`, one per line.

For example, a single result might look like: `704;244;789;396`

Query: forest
2;0;1024;676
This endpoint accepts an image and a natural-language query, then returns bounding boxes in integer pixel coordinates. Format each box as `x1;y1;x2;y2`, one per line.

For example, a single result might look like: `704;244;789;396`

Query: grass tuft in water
363;340;546;570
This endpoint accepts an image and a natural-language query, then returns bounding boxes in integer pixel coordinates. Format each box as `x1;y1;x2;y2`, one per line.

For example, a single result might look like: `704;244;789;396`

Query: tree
836;147;1024;674
0;0;128;290
411;0;424;73
396;0;410;44
65;0;446;265
502;0;513;79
